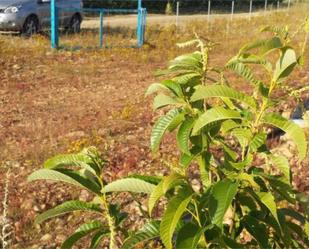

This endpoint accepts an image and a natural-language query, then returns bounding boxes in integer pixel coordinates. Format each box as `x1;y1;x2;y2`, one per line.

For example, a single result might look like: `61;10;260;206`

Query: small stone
191;179;201;193
79;189;90;202
56;234;67;243
33;205;40;212
41;234;52;242
63;131;85;139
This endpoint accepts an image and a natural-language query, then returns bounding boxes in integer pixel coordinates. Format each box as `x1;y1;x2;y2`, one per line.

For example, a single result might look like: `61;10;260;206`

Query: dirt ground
0;6;308;248
81;9;285;29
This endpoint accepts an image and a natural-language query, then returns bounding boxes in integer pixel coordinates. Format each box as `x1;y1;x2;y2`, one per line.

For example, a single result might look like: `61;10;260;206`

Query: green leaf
175;222;204;249
160;188;193;249
273;47;298;82
236;54;272;72
177;118;195;155
167;112;185;132
43;148;102;175
262;113;307;160
192;107;242;134
122;221;160;249
269;155;290;183
61;221;105;249
146;83;170;96
169;52;203;73
151;109;181;152
173;72;201;85
162;80;184;97
279;208;306;224
128;174;162;185
231;128;252;149
209;179;238;228
102;178;156;194
180;153;194;168
259;36;283;55
191;85;256;109
249;132;267;152
153;94;183;110
35;200;103;225
148;174;187;216
242;215;269;248
226;60;261;85
28;168;102;194
257;192;279;223
197;152;211;188
90;230;110;249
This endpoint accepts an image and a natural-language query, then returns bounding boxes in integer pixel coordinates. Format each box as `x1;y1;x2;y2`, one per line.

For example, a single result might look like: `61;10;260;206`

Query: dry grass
0;5;308;248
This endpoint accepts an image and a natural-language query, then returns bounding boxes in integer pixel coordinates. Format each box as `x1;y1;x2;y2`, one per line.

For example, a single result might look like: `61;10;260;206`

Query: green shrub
28;23;309;248
165;1;173;15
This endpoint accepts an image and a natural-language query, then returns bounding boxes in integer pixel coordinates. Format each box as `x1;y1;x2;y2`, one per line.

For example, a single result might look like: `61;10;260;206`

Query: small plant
28;147;159;248
165;1;173;15
29;25;308;248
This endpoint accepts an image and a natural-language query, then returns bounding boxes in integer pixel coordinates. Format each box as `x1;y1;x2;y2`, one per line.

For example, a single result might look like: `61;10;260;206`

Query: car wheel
68;14;81;34
22;16;39;36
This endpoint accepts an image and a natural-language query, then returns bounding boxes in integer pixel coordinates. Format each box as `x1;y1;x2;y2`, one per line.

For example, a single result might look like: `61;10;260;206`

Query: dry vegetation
0;5;308;248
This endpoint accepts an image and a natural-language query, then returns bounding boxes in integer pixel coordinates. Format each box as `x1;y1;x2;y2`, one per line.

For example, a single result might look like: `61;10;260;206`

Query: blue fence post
137;0;142;47
99;10;104;48
51;0;59;49
141;9;147;45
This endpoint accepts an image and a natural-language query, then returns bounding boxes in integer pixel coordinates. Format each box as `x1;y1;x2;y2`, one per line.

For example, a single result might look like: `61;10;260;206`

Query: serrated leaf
146;83;170;96
102;178;155;194
269;155;290;183
169;52;203;73
173;72;201;85
231;128;252;149
192;107;242;134
191;85;257;109
151;109;181;152
179;153;194;168
243;215;269;248
162;80;184;97
153;94;183;110
209;179;238;228
122;221;160;249
160;187;193;249
273;47;297;82
167;111;185;132
43;153;100;176
257;192;279;223
279;208;306;224
197;152;211;188
262;113;307;160
249;132;267;152
177;118;195;154
35;200;102;225
148;174;187;216
259;36;283;55
28;168;101;194
90;230;110;249
226;60;261;85
61;221;105;249
128;174;162;185
175;222;204;249
236;54;273;72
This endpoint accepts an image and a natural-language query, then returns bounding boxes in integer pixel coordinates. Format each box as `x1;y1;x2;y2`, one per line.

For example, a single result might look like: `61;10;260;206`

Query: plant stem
193;200;208;248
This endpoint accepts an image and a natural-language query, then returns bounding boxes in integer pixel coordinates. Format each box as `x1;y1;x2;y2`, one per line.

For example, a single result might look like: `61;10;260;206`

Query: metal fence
50;0;146;49
49;0;304;50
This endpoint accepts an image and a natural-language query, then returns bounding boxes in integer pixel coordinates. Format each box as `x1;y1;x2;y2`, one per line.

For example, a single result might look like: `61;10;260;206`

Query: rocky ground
0;8;308;248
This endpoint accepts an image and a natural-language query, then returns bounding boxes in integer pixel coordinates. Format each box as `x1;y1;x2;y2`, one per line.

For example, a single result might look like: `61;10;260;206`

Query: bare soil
0;7;308;248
